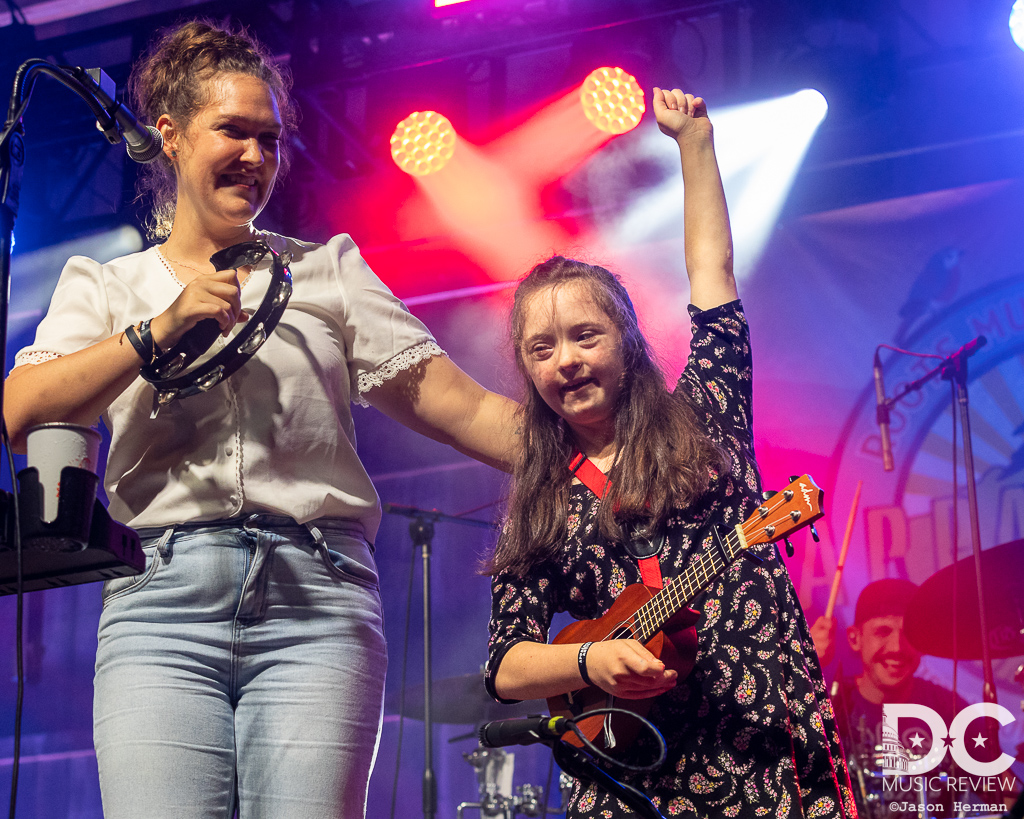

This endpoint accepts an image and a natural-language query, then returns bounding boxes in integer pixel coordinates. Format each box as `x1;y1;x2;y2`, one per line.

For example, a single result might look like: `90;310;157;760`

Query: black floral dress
486;301;855;819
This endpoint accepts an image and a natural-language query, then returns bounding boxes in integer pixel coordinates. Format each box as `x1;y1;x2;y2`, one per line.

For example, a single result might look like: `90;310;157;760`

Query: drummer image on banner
811;579;1000;819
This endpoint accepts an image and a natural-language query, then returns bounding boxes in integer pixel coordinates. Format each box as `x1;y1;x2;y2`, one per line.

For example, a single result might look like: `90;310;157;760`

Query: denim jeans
93;514;388;818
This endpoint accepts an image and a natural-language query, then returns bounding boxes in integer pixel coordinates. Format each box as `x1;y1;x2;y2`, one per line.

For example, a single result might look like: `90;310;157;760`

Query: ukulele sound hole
611;624;636;640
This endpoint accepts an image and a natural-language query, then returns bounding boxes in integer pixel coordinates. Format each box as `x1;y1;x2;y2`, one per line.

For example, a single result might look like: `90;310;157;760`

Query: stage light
435;0;472;6
598;88;828;282
390;111;457;176
580;67;645;135
411;140;573;281
1011;1;1024;51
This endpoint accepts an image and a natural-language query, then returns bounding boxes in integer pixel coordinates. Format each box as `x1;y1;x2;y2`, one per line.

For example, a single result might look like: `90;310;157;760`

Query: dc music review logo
881;703;1017;777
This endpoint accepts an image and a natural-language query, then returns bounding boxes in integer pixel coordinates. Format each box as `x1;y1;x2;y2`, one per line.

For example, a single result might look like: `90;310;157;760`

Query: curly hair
128;19;298;240
484;256;729;577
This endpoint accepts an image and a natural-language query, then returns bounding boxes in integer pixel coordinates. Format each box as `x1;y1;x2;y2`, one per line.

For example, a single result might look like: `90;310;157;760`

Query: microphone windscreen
127;126;164;164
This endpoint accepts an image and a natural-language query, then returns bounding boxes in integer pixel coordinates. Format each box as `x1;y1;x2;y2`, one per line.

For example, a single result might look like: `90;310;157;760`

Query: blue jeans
93;515;388;818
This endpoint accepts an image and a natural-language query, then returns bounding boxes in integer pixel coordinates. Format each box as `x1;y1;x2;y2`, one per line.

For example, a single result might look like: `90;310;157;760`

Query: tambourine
141;240;292;413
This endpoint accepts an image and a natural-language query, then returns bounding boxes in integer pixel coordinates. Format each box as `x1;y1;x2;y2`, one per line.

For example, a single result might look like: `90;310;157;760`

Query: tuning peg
789;475;799;483
783;537;794;558
809;524;820;543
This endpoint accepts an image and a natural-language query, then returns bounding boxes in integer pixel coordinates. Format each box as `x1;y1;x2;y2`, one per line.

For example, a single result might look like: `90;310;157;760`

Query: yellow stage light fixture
580;67;645;135
390;111;457;176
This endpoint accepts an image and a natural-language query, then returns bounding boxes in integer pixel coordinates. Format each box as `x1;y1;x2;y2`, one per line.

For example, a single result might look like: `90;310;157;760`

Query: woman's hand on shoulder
150;269;249;350
586;639;678;700
653;87;712;146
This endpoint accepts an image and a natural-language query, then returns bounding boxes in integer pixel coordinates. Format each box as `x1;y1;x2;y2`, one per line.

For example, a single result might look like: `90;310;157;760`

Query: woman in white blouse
4;21;515;819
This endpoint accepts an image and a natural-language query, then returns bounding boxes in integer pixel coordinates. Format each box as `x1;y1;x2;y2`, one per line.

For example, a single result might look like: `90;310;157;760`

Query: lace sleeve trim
355;340;446;407
14;350;62;367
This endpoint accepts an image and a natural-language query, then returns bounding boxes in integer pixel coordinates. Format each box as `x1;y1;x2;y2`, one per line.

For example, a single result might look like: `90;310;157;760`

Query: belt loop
155;525;175;559
305;522;327;550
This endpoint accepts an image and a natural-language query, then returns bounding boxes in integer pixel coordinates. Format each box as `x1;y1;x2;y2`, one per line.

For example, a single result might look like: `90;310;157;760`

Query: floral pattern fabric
486;301;855;819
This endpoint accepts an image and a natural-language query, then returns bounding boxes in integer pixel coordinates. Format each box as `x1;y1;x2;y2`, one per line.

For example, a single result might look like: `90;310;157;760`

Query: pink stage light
363;70;648;291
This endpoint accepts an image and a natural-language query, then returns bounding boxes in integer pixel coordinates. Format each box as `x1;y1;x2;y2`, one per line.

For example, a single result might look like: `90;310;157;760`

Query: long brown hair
129;20;298;240
485;256;728;577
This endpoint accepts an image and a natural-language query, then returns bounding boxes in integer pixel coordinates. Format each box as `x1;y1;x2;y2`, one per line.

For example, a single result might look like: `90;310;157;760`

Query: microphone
78;67;164;163
873;350;893;472
954;335;987;358
478;715;570;748
115;115;163;164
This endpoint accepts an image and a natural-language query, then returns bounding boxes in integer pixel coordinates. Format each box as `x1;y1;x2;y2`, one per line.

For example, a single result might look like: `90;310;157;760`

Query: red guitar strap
634;555;663;589
569;453;663;589
569;452;610;498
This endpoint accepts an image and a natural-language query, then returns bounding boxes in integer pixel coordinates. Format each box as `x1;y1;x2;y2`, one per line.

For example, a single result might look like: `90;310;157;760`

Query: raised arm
363;353;519;472
653;87;737;310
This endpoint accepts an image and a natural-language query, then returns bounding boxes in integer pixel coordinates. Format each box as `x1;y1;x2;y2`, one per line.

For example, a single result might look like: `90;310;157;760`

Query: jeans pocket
316;541;380;590
101;544;160;604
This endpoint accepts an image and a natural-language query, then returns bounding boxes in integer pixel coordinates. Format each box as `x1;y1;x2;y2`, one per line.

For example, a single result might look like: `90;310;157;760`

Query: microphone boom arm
885;336;987;410
65;66;129;146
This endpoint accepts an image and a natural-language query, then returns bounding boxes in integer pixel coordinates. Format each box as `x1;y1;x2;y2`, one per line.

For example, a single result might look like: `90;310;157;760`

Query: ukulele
547;474;824;750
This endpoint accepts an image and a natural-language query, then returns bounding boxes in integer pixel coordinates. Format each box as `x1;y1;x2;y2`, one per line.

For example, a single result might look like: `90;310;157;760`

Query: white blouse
15;232;442;542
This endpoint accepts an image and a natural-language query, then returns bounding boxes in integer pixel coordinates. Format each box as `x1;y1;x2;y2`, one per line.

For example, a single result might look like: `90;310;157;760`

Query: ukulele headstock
747;474;824;547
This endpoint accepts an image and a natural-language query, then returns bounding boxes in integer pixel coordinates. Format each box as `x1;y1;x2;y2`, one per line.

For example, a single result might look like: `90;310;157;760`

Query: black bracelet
139;318;163;359
125;319;161;364
124;322;150;363
577;641;594;687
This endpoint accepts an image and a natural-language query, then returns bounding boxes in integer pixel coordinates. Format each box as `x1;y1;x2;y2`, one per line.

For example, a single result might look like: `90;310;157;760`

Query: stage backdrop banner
737;179;1023;735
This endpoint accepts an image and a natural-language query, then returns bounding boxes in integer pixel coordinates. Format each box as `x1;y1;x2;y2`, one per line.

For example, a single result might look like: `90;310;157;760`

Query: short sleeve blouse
15;232;441;540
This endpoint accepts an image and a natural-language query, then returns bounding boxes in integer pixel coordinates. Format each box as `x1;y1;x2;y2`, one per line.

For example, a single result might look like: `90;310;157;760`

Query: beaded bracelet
577;641;594;687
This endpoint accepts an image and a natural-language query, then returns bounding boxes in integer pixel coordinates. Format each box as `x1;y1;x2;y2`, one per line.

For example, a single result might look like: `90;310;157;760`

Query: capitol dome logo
881;719;911;775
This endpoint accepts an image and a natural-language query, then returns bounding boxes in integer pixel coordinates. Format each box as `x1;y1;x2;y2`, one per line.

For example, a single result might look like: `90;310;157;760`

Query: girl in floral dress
483;89;855;819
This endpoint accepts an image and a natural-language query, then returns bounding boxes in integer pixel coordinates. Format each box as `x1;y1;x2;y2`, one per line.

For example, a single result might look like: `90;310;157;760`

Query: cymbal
385;672;547;724
904;539;1024;659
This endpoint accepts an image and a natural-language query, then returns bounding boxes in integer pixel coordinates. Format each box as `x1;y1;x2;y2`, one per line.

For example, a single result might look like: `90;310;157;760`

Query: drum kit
386;672;571;818
840;538;1024;819
845;741;965;819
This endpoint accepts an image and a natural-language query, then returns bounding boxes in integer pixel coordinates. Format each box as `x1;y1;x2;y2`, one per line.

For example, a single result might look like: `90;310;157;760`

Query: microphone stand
882;337;996;706
1;59;151;434
383;503;496;819
0;58;130;819
940;345;997;706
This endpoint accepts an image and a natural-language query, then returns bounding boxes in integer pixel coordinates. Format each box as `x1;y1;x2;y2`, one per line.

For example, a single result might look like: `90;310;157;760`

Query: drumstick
824;480;863;621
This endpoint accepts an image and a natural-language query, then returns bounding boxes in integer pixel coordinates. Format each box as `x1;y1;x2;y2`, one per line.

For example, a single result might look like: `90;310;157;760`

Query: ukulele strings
627;492;797;641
